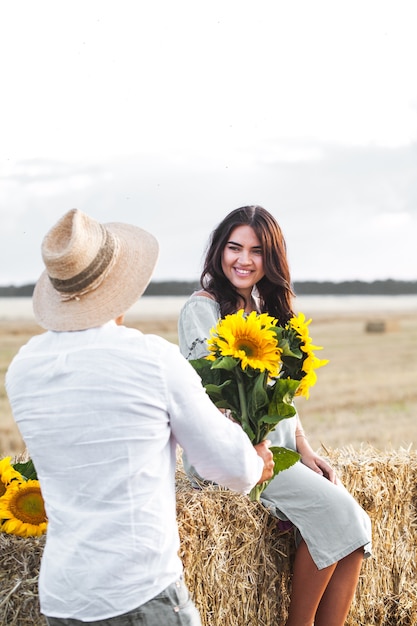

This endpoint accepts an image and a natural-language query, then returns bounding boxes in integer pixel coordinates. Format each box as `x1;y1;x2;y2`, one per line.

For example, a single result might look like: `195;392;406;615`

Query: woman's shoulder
192;289;215;300
182;290;218;310
179;292;220;322
179;290;219;324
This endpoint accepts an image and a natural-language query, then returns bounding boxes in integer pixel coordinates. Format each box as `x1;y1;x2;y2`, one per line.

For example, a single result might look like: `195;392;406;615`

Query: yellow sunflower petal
0;457;23;496
0;479;47;537
206;309;281;376
285;312;329;398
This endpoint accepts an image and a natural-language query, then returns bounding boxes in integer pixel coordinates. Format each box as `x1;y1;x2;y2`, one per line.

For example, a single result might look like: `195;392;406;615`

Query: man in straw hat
6;209;274;626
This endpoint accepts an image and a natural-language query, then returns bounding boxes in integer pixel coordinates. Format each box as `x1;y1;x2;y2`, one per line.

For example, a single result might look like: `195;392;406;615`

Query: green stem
249;482;265;502
236;368;251;438
258;370;269;444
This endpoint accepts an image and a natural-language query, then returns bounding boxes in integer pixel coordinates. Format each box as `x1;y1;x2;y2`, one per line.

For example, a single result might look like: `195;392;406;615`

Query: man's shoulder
117;324;179;356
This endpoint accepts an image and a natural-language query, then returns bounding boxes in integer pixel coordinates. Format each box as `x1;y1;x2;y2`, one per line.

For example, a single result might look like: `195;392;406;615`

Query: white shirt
6;321;263;621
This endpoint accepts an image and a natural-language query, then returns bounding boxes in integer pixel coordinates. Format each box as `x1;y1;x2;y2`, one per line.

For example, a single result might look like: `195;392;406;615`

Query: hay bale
0;533;46;625
176;447;417;626
176;470;295;626
326;446;417;626
365;320;387;333
364;318;400;333
1;447;416;626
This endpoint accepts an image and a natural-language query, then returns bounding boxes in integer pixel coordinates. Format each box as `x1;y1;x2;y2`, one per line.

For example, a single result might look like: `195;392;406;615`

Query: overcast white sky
1;0;416;286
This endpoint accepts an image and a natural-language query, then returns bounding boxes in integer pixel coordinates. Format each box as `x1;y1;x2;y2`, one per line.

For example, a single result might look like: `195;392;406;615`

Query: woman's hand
302;450;337;484
296;436;337;484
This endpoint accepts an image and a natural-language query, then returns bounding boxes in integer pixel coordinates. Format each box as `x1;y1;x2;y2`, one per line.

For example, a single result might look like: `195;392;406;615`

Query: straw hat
33;209;159;331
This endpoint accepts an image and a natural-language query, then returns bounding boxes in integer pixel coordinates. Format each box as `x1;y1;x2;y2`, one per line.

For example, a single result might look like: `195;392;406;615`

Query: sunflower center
10;487;47;525
0;482;6;497
236;338;259;357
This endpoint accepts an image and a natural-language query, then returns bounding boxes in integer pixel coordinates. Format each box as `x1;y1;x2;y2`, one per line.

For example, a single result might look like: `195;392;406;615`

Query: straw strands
0;533;45;625
327;446;417;626
1;446;416;625
176;470;295;626
176;446;417;626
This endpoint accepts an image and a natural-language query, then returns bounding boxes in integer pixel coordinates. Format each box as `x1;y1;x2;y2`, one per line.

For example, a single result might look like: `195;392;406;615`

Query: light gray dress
178;294;372;570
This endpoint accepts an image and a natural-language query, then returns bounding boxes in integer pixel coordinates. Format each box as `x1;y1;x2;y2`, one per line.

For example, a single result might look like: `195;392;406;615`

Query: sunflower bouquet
0;456;47;537
190;310;328;501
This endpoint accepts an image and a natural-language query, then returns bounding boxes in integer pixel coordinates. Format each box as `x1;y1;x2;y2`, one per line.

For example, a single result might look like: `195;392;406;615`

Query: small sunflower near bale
0;456;47;538
0;455;48;624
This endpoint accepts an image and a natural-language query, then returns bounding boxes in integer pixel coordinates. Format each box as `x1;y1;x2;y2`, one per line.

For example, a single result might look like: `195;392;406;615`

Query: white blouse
178;294;220;359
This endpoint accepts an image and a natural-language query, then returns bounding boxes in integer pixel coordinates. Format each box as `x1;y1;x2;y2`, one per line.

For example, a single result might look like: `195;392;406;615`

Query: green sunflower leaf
12;459;38;481
270;446;300;474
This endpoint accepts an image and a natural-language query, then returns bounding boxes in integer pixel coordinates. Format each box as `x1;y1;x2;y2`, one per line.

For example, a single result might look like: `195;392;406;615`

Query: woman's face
221;225;265;297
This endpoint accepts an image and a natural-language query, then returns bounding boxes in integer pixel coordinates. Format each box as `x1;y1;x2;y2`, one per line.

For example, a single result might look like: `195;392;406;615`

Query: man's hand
254;440;275;484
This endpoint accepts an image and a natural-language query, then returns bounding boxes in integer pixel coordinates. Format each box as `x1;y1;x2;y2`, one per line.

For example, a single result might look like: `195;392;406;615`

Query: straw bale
176;469;295;626
0;533;46;625
326;446;417;626
1;446;416;626
176;447;417;626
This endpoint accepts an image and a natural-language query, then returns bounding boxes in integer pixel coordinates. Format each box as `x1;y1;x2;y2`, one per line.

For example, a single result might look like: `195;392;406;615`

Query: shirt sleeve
164;343;264;493
177;296;220;359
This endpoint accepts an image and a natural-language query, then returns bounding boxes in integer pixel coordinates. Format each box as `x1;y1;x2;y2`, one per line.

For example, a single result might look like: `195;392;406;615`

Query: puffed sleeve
178;296;220;359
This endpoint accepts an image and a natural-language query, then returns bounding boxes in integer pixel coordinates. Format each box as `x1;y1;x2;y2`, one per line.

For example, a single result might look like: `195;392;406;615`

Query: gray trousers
45;578;202;626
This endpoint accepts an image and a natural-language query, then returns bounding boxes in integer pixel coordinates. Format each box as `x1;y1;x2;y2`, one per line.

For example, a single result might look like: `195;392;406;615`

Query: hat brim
33;222;159;331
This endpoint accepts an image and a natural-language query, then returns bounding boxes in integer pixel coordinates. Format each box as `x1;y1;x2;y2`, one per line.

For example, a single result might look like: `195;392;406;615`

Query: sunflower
207;309;282;376
287;313;328;398
0;456;23;497
287;312;318;346
0;479;47;537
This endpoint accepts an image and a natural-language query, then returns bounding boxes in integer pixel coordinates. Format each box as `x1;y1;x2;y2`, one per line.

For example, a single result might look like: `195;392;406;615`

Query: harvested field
1;311;416;455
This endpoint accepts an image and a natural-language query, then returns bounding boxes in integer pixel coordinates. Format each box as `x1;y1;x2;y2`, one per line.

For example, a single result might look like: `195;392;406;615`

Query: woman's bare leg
285;541;364;626
285;540;337;626
314;548;363;626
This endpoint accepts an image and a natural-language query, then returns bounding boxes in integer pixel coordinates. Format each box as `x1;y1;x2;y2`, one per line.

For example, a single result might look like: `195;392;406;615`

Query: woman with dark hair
199;205;294;320
178;206;372;626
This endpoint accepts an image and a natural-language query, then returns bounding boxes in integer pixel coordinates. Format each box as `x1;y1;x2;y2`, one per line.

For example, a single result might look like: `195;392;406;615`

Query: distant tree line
292;279;417;295
1;279;416;297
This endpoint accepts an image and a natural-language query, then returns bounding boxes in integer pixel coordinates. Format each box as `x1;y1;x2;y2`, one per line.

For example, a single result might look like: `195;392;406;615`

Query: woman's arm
295;416;337;484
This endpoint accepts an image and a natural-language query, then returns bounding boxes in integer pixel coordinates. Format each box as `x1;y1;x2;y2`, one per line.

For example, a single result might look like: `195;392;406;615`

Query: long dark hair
201;205;295;323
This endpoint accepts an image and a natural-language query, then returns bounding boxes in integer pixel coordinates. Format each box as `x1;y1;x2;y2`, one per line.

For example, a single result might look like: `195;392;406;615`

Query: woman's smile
221;225;265;299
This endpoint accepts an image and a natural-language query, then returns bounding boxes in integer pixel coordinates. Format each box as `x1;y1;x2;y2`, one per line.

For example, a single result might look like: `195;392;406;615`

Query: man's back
6;321;186;619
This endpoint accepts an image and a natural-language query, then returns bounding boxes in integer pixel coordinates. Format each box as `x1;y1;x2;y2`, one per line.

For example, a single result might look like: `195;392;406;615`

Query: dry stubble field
0;310;416;457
